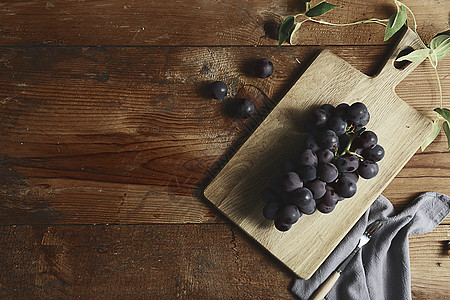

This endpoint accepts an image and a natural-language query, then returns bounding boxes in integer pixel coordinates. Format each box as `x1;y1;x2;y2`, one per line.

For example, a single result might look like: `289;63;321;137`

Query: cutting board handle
373;27;425;87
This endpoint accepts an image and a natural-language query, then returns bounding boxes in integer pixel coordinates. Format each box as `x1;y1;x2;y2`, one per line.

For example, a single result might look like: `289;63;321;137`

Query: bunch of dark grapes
261;102;385;231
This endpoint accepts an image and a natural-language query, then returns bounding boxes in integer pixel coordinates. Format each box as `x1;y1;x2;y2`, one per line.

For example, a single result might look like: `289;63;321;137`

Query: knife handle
310;271;340;300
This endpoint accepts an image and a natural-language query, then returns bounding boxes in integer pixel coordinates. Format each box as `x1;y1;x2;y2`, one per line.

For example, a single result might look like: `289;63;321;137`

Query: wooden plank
0;46;449;224
0;0;448;46
410;226;450;300
0;224;448;299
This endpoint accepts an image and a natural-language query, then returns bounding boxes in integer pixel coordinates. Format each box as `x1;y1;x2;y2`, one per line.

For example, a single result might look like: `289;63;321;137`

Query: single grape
320;104;335;115
317;201;335;214
317;129;339;149
362;144;385;162
304;135;320;152
260;187;280;203
327;116;347;135
299;201;316;215
253;58;274;79
355;111;370;127
298;149;318;167
236;98;255;119
317;162;339;183
334;157;350;173
281;191;292;205
268;176;283;195
316;149;334;164
311;108;329;127
280;172;303;192
305;179;326;199
209;81;228;100
263;201;280;220
334;176;357;198
340;171;359;183
319;186;341;206
345;155;360;172
274;218;292;231
347;102;369;125
334;103;349;118
298;165;317;182
358;160;379;179
291;187;314;208
354;131;378;149
280;159;297;173
278;204;301;224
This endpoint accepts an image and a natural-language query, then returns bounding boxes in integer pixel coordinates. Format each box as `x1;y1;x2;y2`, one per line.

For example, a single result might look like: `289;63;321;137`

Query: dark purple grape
299;201;316;215
355;111;370;127
362;145;385;162
278;204;301;224
281;191;292;205
317;163;339;183
260;187;280;203
319;186;340;206
334;157;350;173
354;131;378;149
311;108;329;127
347;102;369;125
274;218;292;231
317;201;335;214
253;58;274;79
210;81;228;100
291;187;314;208
263;201;280;220
298;149;318;167
236;98;255;119
298;165;316;182
304;135;320;152
268;176;283;195
358;160;379;179
320;104;335;115
280;159;297;173
327;116;347;135
317;129;339;149
305;179;326;199
340;171;359;183
334;103;349;118
345;155;360;172
334;176;357;198
316;149;334;164
280;172;303;192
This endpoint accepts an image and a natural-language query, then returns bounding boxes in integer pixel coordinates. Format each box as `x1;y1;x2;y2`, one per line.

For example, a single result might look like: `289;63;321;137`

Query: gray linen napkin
291;192;450;300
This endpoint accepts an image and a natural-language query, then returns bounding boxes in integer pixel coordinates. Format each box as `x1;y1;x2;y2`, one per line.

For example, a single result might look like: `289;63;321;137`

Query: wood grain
0;224;447;299
0;45;449;224
0;0;448;46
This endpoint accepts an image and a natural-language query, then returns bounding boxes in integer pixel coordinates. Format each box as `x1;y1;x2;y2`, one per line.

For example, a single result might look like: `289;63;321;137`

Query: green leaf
421;119;440;151
434;108;450;123
289;22;303;44
305;1;340;18
443;121;450;150
384;5;407;41
428;30;450;62
396;48;431;63
278;16;295;46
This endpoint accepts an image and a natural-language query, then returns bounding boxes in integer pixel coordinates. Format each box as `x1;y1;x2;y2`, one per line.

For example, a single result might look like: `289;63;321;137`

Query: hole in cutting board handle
393;47;415;70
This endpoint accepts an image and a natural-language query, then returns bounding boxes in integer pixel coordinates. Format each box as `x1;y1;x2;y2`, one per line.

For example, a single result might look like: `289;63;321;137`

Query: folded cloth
291;192;450;300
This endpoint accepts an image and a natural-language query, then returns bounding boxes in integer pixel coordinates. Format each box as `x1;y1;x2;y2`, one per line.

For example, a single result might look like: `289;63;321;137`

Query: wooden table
0;1;448;299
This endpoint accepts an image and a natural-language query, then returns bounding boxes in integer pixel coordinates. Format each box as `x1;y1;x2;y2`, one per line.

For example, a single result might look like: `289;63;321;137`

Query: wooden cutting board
203;28;433;280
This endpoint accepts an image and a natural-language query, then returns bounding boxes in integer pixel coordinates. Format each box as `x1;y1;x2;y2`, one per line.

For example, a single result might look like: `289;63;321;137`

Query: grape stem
339;128;365;158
